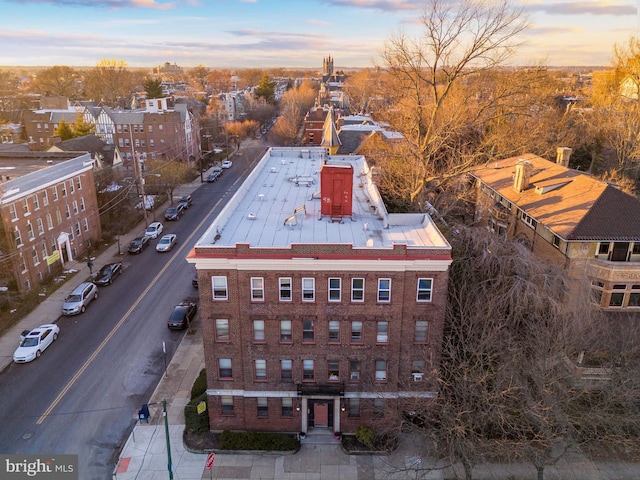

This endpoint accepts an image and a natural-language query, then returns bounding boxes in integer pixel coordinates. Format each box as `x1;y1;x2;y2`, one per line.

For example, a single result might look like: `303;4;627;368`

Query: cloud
525;1;635;16
8;0;178;9
320;0;419;12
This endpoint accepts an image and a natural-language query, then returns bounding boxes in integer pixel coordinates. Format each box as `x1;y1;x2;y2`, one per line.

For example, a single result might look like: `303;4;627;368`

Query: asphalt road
0;144;266;479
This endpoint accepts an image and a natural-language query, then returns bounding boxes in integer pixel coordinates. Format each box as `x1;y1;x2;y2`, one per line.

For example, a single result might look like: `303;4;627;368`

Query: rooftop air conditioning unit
412;373;423;382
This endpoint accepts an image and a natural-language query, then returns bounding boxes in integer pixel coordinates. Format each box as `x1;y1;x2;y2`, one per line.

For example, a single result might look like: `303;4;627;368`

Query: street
0;143;266;479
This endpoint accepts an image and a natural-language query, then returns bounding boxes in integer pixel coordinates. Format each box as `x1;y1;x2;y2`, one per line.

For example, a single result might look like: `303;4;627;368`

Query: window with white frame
253;320;265;342
21;198;29;215
279;277;292;301
215;319;229;341
377;278;391;302
303;359;314;380
68;180;74;194
52;186;58;201
65;204;71;219
26;221;34;240
42;190;49;206
61;183;67;197
32;248;39;265
14;227;22;246
351;278;364;302
281;359;293;380
41;242;47;261
280;319;292;342
328;277;341;302
255;359;267;380
19;253;27;273
80;197;85;211
218;358;232;378
36;218;44;236
375;360;387;381
328;320;340;343
9;203;17;221
416;278;433;302
76;176;82;190
212;276;228;300
46;213;53;230
251;277;264;301
521;211;537;229
351;321;363;343
32;194;39;211
302;277;315;301
376;321;389;343
83;218;89;232
72;200;79;215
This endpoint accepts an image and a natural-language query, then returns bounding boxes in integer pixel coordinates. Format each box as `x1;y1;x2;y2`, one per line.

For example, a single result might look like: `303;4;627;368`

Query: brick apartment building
470;148;640;315
187;147;452;435
0;151;101;293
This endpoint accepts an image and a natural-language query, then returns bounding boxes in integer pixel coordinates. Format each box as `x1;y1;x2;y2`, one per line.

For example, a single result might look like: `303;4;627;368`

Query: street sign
205;452;215;469
197;400;207;415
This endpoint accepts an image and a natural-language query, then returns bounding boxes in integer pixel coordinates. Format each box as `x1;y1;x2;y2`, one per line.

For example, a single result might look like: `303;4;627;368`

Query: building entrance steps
301;427;341;445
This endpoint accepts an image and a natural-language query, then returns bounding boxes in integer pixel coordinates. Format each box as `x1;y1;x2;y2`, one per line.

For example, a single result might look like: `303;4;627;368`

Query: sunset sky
0;0;636;69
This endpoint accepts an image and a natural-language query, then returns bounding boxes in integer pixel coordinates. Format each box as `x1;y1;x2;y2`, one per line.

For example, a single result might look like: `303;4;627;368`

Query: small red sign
205;452;215;469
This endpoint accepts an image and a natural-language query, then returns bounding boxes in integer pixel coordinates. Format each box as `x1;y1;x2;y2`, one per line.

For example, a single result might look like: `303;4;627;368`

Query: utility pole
162;399;173;480
135;152;149;227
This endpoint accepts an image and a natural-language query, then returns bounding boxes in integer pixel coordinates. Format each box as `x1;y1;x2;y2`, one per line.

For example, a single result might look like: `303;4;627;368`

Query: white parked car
13;324;60;363
156;234;177;252
145;221;164;239
221;160;233;169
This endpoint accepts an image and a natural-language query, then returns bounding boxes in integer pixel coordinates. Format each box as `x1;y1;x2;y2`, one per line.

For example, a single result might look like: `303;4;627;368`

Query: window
212;276;228;300
218;358;232;379
52;186;58;201
75;222;81;237
150;139;154;147
302;318;314;343
32;194;39;211
282;398;293;416
257;397;268;416
373;398;385;417
521;211;537;229
65;204;71;219
21;198;29;215
351;278;364;302
280;319;292;343
83;218;89;232
279;277;292;301
215;319;229;341
553;235;561;249
328;360;340;381
36;218;44;236
19;253;27;272
250;277;264;301
42;190;49;206
609;285;626;307
148;125;153;132
303;359;314;380
221;396;234;414
417;278;433;302
117;124;122;133
69;226;74;241
350;321;363;343
349;360;361;381
629;285;640;307
135;139;140;148
375;360;387;381
328;320;340;343
26;221;34;240
328;278;341;302
415;320;429;343
302;277;315;301
41;242;47;260
123;124;129;133
56;209;62;225
253;320;265;342
61;183;67;197
32;248;39;265
68;180;74;194
281;359;293;380
349;398;360;417
412;360;425;381
76;176;82;190
9;204;17;221
73;200;79;215
377;278;391;302
376;321;389;344
255;359;267;381
46;213;53;230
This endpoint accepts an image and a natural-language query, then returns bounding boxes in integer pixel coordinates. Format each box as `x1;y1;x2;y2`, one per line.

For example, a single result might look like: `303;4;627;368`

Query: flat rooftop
196;147;450;251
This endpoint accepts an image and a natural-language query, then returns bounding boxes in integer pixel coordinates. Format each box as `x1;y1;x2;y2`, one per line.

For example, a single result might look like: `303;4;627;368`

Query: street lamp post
162;399;173;480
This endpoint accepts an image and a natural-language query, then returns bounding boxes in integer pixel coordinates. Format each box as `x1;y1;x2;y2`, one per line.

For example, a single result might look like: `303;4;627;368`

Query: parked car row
206;166;223;183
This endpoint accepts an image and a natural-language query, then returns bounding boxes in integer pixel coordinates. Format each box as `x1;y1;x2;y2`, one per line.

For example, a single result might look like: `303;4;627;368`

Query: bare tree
377;0;528;200
32;65;80;98
83;58;137;108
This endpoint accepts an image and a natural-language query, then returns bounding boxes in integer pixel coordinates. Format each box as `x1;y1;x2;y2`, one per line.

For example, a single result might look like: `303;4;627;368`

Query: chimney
556;147;572;167
513;159;532;193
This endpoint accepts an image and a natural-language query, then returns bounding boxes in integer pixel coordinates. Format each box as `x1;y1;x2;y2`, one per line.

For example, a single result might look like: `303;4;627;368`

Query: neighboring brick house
303;106;328;145
22;97;200;164
187;147;452;436
469;148;640;314
0;151;101;293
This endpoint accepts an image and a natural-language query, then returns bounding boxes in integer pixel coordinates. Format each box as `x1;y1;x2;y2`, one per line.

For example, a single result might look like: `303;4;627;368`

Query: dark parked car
164;205;184;221
206;167;222;182
128;236;150;254
178;195;193;209
94;262;123;286
167;302;198;330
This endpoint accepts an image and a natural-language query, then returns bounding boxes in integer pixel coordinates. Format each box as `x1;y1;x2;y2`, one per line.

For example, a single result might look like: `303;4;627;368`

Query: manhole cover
22;432;33;440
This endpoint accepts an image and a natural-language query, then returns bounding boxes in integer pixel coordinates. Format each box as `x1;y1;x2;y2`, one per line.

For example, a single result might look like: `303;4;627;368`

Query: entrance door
315;402;328;427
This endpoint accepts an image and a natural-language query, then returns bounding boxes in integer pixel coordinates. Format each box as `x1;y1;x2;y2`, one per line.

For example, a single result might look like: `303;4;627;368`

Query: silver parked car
62;282;98;315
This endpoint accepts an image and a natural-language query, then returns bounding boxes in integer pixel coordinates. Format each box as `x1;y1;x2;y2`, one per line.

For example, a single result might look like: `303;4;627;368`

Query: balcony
587;258;640;283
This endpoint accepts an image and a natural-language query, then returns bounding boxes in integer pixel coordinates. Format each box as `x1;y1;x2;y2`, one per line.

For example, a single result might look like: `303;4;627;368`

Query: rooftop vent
247;213;257;220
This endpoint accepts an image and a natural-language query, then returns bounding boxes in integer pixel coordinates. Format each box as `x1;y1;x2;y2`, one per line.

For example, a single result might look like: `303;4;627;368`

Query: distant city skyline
0;0;636;70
